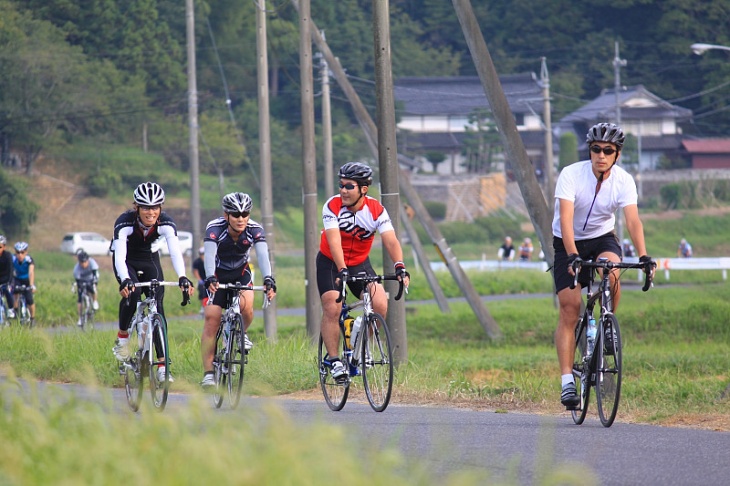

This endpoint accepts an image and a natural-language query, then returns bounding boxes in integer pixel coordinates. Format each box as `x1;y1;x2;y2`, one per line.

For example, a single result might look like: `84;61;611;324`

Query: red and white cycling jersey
319;195;394;266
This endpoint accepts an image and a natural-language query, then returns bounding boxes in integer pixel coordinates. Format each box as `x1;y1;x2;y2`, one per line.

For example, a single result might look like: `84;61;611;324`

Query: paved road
12;380;730;485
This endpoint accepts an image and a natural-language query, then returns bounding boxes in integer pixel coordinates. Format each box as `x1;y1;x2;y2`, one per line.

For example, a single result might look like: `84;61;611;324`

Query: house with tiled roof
394;74;549;176
680;139;730;169
557;85;693;171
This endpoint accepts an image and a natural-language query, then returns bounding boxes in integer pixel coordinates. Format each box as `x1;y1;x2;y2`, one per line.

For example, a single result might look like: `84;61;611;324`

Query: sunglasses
339;183;358;190
139;205;161;211
590;145;617;156
227;211;250;219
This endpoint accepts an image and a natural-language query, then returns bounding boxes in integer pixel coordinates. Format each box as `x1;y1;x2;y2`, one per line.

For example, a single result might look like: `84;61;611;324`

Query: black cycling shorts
209;265;253;308
553;232;621;293
316;252;376;298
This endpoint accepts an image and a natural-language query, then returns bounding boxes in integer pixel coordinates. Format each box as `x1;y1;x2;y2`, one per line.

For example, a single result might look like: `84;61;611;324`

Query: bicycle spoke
226;315;245;409
212;326;225;409
596;315;622;427
362;313;393;412
571;314;590;425
123;327;144;412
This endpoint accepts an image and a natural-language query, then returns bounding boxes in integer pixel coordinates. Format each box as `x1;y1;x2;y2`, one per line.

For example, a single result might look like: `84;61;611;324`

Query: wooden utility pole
256;0;277;338
372;0;407;364
452;0;554;267
319;40;334;196
290;1;502;340
185;0;201;247
298;0;322;340
541;57;555;212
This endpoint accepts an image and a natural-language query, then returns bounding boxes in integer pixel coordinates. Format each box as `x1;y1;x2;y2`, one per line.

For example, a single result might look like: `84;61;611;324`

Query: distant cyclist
110;182;193;383
12;241;36;325
199;192;276;389
0;236;15;319
73;250;100;326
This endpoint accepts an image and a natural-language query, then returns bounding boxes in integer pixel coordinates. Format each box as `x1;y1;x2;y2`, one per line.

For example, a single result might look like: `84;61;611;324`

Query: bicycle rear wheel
361;313;393;412
571;315;590;425
212;325;225;409
596;314;622;427
226;314;246;409
318;328;349;411
148;314;170;411
123;327;144;412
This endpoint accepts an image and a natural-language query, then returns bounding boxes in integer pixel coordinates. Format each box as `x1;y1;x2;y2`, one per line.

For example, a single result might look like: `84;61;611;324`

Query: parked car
60;232;112;256
151;231;193;256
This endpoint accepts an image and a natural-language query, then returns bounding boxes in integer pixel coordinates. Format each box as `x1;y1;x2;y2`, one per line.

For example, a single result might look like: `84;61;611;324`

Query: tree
424;151;447;173
558;132;578;171
461;109;501;173
0;169;39;238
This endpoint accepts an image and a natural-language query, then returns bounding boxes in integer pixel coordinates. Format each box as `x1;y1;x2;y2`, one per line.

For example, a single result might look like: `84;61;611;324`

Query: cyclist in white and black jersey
0;236;15;319
199;192;277;389
110;182;193;383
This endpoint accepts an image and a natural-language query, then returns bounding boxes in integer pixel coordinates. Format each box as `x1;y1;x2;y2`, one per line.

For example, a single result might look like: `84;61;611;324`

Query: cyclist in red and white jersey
316;162;410;380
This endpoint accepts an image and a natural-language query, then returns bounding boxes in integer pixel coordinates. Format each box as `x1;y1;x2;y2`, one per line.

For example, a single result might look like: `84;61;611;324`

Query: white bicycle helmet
133;182;165;206
0;235;6;246
14;241;29;252
586;123;625;149
221;192;253;213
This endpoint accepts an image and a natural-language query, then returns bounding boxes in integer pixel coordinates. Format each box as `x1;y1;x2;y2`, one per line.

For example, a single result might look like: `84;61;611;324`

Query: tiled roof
394;74;543;117
682;139;730;153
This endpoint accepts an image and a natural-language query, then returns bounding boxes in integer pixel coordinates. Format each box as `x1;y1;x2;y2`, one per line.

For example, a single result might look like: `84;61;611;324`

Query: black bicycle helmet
133;182;165;206
338;162;373;186
586;123;625;149
77;250;89;262
221;192;253;213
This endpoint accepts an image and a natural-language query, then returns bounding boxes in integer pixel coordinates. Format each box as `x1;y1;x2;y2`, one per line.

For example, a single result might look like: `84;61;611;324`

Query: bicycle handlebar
216;283;271;309
124;280;191;307
570;259;656;292
336;273;406;303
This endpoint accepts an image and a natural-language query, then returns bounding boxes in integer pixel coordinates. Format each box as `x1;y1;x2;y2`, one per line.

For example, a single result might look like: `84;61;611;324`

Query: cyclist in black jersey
199;192;276;388
110;182;193;383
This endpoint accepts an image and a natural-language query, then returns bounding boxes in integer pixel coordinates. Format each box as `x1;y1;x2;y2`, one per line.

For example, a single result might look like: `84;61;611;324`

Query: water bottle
586;316;597;355
351;316;362;348
139;317;148;347
223;320;231;348
343;317;354;349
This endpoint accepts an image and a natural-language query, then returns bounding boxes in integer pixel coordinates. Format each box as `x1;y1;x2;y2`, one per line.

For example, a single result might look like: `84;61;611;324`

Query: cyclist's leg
316;252;345;360
236;265;255;332
593;234;622;308
202;296;224;374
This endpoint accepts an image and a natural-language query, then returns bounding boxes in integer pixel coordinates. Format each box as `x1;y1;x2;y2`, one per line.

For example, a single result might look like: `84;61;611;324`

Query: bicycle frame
13;285;31;327
0;284;10;326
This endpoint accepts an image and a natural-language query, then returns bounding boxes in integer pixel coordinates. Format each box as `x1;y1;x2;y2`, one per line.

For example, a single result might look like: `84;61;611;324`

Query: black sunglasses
339;183;358;190
590;145;617;156
227;211;250;219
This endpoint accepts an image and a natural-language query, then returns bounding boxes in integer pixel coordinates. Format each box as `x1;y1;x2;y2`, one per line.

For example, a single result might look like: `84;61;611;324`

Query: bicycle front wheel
361;313;393;412
19;299;31;327
148;314;170;411
596;314;622;427
318;329;349;411
124;327;144;412
212;324;225;409
571;314;590;425
226;314;246;409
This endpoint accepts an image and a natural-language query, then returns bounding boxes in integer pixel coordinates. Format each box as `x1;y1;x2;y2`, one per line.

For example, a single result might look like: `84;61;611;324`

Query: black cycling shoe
561;382;580;410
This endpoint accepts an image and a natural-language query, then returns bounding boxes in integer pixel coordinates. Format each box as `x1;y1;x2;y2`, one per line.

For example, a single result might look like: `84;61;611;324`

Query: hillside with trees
1;0;729;238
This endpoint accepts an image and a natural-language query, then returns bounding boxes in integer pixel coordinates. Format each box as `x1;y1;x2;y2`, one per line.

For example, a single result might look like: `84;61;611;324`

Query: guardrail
428;256;730;281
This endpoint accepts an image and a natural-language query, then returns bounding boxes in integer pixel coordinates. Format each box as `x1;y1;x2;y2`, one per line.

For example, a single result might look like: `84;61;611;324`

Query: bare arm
623;204;648;256
558;198;578;255
324;228;346;270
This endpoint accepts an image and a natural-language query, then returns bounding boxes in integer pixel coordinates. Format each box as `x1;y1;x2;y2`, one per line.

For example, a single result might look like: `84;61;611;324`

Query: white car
60;232;112;256
151;231;193;256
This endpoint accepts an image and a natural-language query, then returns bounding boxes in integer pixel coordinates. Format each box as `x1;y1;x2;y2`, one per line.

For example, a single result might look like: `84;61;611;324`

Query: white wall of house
398;113;542;133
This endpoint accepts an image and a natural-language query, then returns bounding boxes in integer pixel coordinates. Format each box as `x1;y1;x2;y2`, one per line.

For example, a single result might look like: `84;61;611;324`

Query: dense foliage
0;0;728;211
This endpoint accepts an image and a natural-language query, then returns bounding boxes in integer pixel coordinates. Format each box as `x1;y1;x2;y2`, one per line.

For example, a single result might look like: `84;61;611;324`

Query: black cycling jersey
112;209;178;259
204;217;266;272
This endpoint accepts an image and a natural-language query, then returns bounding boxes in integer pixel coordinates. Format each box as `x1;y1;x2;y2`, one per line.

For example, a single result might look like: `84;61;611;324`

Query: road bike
571;257;655;427
318;273;405;412
211;283;270;409
0;284;11;327
12;284;32;327
119;279;190;412
72;280;96;330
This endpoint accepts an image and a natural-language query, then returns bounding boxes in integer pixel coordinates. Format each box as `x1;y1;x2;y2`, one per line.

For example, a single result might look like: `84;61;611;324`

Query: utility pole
256;0;277;338
319;36;334;196
291;1;499;340
372;0;407;364
298;0;322;341
185;0;201;247
540;57;555;212
614;40;627;246
452;0;554;270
